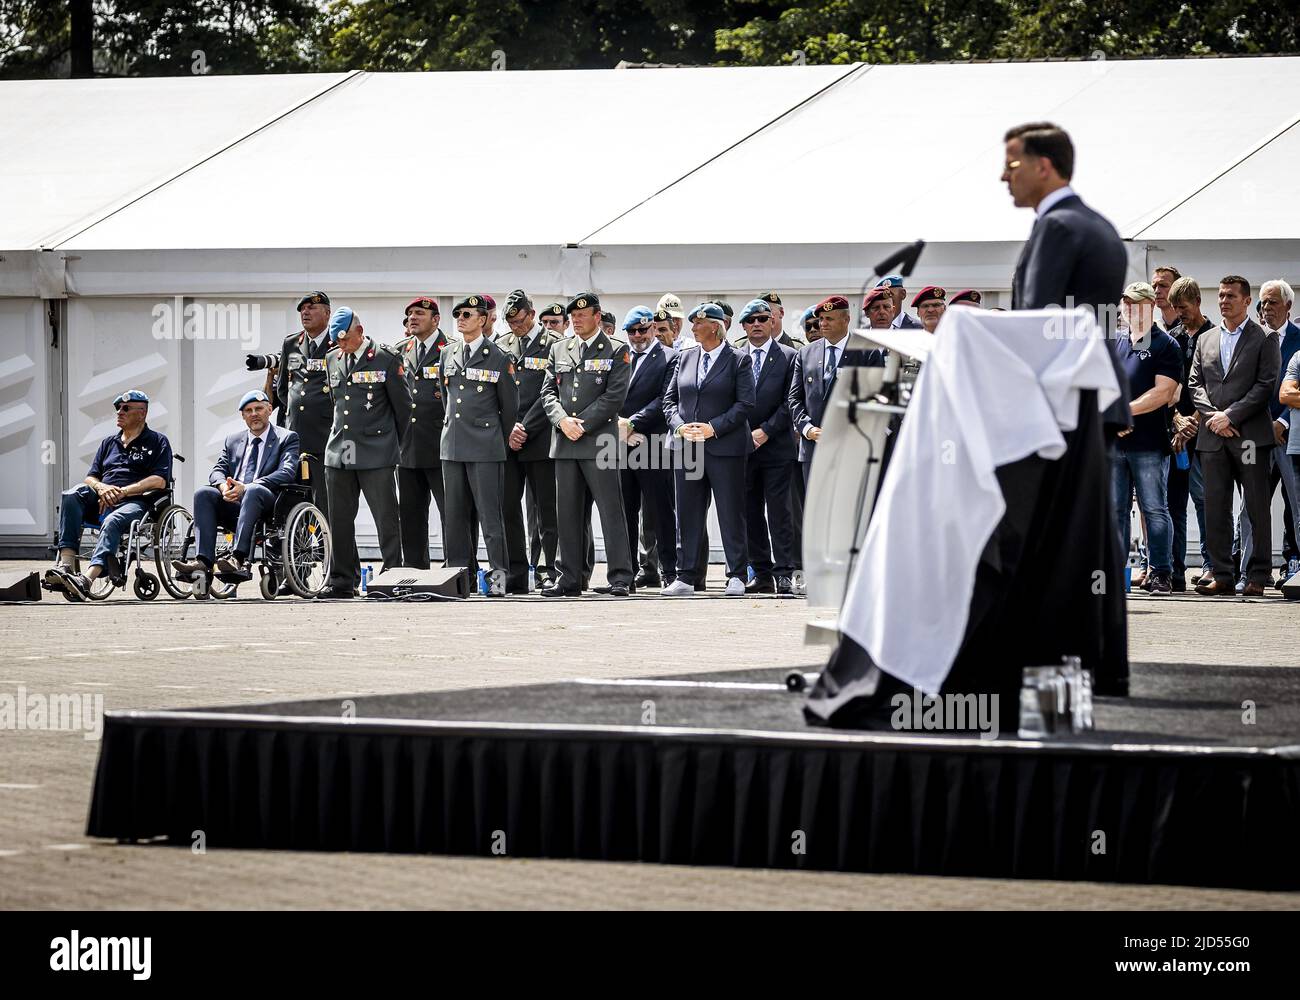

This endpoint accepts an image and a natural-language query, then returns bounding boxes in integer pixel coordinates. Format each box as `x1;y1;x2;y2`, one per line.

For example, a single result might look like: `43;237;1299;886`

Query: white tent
3;57;1297;556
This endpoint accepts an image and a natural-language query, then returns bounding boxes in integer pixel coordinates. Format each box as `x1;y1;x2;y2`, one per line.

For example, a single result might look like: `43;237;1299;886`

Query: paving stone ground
1;559;1297;910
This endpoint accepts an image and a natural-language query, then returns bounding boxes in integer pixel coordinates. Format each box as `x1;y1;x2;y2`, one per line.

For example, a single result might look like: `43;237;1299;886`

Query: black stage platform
87;663;1300;890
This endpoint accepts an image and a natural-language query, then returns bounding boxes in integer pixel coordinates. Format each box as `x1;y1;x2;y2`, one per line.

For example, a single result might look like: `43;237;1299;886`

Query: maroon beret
862;288;892;310
814;294;851;316
404;296;439;316
949;289;983;307
910;285;946;308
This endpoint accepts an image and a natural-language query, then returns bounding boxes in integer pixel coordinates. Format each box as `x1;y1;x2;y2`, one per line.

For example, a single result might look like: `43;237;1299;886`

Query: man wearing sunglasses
45;389;174;601
538;302;568;335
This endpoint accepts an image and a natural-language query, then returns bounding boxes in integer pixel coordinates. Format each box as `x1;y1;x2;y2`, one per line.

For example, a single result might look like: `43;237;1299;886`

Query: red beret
862;288;892;309
949;289;983;307
404;296;439;316
910;285;946;308
813;295;850;316
481;293;497;309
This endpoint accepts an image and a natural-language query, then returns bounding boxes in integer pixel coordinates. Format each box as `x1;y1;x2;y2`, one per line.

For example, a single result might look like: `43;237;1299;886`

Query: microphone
874;239;926;280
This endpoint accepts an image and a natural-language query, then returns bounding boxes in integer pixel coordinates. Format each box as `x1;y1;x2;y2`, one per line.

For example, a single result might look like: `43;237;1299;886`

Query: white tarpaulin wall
2;58;1298;556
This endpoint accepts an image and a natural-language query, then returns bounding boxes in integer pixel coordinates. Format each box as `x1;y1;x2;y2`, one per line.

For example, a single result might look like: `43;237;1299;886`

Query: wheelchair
168;479;332;601
45;456;191;602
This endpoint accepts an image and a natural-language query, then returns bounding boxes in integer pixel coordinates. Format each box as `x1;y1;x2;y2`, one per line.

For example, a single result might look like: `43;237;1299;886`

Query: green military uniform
396;326;449;567
274;318;333;517
323;330;412;592
439;313;518;592
540;294;634;593
496;316;562;591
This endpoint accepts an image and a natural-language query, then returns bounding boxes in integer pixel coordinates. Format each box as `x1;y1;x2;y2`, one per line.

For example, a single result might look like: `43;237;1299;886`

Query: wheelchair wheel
154;504;196;600
282;502;331;598
133;570;160;601
259;568;278;601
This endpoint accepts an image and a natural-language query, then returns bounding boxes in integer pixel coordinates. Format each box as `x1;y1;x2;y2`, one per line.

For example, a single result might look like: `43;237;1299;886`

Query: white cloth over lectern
837;307;1121;694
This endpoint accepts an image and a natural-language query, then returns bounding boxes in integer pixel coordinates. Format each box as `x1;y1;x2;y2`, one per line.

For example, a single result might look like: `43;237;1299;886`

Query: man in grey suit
539;291;634;597
1188;276;1282;596
1004;121;1131;436
322;307;412;598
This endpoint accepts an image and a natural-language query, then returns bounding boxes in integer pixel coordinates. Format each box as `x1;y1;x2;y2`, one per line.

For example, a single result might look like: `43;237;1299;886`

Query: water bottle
477;568;488;595
528;565;536;593
1175;448;1190;471
747;564;755;583
359;565;370;595
1018;668;1051;739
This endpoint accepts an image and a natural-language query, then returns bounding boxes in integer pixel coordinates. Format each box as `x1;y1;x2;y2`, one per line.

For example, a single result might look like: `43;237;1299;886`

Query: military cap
815;294;852;316
759;291;782;306
112;388;150;408
296;291;330;311
861;288;891;310
238;389;271;411
566;291;601;313
327;306;356;340
622;306;654;330
652;308;673;323
875;275;905;289
713;300;734;318
404;295;439;316
738;298;772;323
504;289;532;318
601;310;616;326
539;302;566;319
688;302;727;323
452;295;489;314
656;292;685;320
800;306;817;328
949;289;983;307
481;293;497;310
911;285;946;308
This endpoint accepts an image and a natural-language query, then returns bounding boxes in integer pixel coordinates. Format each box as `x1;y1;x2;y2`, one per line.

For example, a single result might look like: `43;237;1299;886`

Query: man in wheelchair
46;389;175;601
172;390;301;586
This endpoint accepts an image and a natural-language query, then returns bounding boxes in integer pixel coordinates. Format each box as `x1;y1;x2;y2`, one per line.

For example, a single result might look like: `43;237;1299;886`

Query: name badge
421;366;439;380
584;359;613;373
305;358;326;372
466;368;501;383
351;369;387;384
523;357;549;371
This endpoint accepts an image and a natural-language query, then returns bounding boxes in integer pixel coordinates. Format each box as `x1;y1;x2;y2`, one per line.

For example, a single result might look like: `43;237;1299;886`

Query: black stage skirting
87;665;1300;889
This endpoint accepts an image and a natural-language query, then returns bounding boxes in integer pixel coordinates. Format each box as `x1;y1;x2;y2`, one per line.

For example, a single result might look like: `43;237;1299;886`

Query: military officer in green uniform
439;295;518;596
322;306;412;598
395;296;449;568
540;291;635;597
495;288;561;592
273;291;334;517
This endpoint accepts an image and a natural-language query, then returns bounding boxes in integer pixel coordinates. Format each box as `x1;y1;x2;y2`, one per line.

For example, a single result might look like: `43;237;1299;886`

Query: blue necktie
825;345;838;383
702;352;710;378
753;349;763;385
244;437;261;483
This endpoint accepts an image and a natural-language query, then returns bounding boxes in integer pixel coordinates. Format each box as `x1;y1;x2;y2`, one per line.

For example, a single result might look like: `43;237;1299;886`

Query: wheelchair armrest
138;490;173;515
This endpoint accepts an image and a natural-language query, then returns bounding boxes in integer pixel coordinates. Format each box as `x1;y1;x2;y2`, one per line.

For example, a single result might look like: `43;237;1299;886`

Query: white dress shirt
1035;184;1076;217
699;340;725;375
1219;318;1247;371
237;428;270;482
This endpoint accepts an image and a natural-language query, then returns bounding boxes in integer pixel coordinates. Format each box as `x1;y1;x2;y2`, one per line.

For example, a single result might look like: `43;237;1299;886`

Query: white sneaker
661;579;694;597
791;570;806;596
724;577;745;597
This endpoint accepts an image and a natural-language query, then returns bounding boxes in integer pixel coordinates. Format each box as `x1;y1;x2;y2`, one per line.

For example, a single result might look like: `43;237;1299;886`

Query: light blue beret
239;389;271;411
622;306;654;330
113;389;149;407
327;306;355;341
688;302;726;323
738;298;772;322
875;275;905;289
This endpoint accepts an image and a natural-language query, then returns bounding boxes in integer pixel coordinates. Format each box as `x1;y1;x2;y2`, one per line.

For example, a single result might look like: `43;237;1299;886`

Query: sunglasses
114;403;145;412
626;324;651;334
453;310;481;320
741;315;771;325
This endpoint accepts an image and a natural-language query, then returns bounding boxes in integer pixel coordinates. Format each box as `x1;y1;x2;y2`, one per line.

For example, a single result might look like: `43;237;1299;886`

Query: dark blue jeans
57;485;149;570
1168;448;1210;575
1111;448;1173;575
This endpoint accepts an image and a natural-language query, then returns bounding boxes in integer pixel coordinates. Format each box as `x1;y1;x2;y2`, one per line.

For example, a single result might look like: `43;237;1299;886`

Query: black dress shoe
541;583;581;597
595;583;630;596
634;572;661;590
321;586;356;600
745;577;775;594
775;575;794;595
693;580;707;592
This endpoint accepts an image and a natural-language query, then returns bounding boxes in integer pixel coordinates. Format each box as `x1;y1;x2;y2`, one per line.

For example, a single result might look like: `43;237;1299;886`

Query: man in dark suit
1188;276;1282;596
874;276;923;330
789;295;858;488
1004;121;1131;435
496;289;562;592
173;389;301;585
662;302;754;597
734;298;797;595
395;297;448;568
618;305;678;588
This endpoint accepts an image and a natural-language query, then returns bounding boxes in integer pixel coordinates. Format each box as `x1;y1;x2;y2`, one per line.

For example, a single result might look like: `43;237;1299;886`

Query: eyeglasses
626;324;650;334
453;310;479;320
741;315;771;325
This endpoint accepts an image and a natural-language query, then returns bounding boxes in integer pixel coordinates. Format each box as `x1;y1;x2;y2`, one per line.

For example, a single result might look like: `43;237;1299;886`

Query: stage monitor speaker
0;570;41;602
1282;570;1300;601
366;567;469;599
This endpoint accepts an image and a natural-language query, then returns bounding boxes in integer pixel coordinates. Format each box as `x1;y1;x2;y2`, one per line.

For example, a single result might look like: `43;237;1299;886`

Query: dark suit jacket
1270;320;1300;421
664;343;754;458
1011;192;1131;431
621;340;675;435
1188;318;1282;451
209;425;301;491
744;339;797;465
789;337;851;463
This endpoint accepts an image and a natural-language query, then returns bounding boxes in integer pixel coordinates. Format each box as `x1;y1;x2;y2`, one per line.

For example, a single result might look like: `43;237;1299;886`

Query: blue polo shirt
1115;328;1184;453
87;425;173;487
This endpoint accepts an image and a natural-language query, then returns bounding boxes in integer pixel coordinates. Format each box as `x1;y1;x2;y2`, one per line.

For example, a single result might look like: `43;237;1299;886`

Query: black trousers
443;460;508;581
1202;444;1273;586
555;458;632;590
325;466;400;590
621;466;676;582
302;453;330;522
789;459;805;571
745;459;794;579
504;454;557;589
675;453;747;584
397;465;445;569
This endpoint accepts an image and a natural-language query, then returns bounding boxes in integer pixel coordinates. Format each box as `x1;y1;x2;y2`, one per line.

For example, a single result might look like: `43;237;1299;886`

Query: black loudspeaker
0;571;41;602
366;567;469;599
1282;570;1300;601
